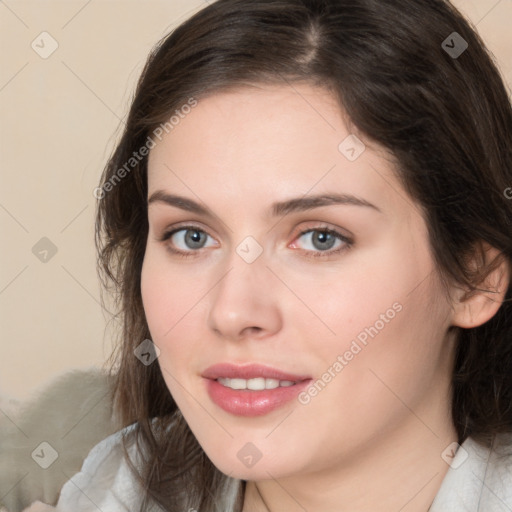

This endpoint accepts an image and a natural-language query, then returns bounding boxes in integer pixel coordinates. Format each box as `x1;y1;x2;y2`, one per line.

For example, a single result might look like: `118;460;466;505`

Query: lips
202;363;312;416
202;363;311;382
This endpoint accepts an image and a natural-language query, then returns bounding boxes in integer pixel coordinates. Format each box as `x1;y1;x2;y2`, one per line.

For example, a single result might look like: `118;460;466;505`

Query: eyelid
289;221;353;244
159;224;218;244
158;221;216;240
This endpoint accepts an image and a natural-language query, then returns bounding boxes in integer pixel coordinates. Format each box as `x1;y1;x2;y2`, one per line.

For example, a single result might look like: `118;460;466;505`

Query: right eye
161;226;218;255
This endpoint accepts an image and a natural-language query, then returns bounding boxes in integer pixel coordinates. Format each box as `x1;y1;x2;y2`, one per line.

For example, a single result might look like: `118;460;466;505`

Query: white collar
430;434;512;511
224;435;512;512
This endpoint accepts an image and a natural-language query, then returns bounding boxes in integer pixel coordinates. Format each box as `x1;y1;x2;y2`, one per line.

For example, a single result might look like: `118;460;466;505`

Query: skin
141;83;507;512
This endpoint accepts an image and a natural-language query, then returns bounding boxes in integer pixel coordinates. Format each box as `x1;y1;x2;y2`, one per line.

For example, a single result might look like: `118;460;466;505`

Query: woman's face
141;83;458;480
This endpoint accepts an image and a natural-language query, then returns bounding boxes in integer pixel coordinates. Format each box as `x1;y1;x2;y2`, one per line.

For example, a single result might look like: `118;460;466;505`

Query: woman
35;0;512;510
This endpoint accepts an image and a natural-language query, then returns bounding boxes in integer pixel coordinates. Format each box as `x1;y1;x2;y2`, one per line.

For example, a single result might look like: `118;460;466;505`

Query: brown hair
95;0;512;510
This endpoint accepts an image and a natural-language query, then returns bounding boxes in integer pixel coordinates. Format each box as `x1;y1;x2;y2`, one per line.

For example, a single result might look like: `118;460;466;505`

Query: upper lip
202;363;311;382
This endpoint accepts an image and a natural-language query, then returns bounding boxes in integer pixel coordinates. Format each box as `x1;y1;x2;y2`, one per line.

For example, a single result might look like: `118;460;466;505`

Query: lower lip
205;378;312;417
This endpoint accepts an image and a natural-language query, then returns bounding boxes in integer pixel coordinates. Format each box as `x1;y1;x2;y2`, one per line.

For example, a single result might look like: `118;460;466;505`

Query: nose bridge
217;234;269;296
207;242;282;339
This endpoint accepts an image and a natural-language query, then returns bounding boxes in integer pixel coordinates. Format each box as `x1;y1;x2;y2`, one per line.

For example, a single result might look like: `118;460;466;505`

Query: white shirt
55;424;512;511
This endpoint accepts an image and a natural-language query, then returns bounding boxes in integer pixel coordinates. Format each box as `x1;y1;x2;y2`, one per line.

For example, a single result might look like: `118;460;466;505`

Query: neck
242;414;458;512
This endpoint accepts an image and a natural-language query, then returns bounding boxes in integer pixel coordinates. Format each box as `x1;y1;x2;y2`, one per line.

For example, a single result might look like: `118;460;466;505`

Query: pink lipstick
202;363;312;417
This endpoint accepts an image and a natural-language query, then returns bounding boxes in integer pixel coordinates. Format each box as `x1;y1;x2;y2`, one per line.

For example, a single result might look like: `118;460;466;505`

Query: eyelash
158;225;353;260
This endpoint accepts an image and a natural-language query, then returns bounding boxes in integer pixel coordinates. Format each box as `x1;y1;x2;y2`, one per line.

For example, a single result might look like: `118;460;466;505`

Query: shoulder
431;433;512;511
54;419;239;512
56;423;155;512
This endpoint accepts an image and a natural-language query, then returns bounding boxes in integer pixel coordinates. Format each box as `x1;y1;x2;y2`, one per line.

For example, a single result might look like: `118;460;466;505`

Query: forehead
146;83;413;220
149;83;349;168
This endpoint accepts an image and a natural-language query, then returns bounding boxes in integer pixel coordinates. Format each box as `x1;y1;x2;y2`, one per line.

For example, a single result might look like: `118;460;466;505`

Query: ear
451;243;510;329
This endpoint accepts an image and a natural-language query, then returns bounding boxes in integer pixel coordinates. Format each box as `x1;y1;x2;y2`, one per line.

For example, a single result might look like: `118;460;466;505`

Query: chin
201;441;296;481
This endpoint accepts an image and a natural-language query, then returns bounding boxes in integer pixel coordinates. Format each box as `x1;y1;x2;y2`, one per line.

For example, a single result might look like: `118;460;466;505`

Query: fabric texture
430;434;512;511
55;426;512;512
55;424;148;512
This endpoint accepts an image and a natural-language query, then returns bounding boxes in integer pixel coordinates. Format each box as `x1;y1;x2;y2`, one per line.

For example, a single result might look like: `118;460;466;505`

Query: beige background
0;0;511;401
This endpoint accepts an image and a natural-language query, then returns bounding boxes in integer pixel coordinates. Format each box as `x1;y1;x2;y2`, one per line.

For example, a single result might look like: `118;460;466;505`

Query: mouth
202;363;312;417
216;377;298;390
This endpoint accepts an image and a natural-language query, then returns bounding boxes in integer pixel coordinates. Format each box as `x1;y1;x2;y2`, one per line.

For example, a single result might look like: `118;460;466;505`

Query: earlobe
451;244;510;329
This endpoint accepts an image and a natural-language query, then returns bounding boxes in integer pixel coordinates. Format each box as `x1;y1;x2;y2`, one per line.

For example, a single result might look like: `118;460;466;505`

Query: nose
207;252;283;342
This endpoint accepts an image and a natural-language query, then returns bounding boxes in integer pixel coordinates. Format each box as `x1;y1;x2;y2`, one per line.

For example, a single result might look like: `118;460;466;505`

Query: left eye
292;229;347;252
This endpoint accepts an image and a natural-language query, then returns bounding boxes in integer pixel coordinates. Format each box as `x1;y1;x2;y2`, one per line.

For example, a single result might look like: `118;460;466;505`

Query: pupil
313;231;335;250
186;230;205;248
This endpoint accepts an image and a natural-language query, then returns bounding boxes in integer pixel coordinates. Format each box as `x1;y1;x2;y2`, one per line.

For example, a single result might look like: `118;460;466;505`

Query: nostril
243;326;263;336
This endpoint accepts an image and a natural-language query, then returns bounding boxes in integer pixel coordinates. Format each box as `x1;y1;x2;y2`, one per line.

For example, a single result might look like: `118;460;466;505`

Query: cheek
294;239;449;398
141;253;209;405
306;275;450;431
285;249;419;358
141;248;203;339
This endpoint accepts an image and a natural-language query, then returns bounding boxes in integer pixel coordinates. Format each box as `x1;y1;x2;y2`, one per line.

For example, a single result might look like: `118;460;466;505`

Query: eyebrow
147;190;382;217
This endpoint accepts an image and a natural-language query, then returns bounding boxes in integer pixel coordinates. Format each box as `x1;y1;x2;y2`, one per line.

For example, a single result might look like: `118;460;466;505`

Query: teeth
217;377;297;390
